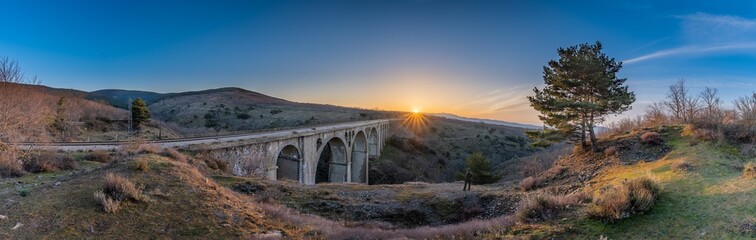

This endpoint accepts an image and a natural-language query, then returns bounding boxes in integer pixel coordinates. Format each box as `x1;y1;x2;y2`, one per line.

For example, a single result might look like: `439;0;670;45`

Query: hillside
146;87;399;134
88;89;166;109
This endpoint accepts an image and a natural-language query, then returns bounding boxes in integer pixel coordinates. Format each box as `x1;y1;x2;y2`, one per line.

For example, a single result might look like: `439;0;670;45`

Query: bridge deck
22;119;390;152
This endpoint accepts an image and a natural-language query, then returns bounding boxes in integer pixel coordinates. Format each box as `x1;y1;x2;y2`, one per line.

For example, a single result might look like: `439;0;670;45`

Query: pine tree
131;98;150;129
465;152;500;184
528;42;635;151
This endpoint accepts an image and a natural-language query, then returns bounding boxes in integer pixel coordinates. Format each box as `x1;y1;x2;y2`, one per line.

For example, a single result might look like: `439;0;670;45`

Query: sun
412;109;420;114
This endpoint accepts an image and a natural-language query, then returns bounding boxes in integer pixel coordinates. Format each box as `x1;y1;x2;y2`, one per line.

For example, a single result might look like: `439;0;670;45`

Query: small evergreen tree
53;97;67;133
131;98;150;129
465;152;500;184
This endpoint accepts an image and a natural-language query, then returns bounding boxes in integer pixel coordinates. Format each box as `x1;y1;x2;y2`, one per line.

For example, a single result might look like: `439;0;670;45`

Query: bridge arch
276;145;300;181
316;137;348;183
368;127;379;158
351;131;368;183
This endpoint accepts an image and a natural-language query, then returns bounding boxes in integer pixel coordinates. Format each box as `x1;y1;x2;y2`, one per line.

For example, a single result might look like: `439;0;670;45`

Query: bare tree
734;92;756;127
664;79;700;124
0;57;50;177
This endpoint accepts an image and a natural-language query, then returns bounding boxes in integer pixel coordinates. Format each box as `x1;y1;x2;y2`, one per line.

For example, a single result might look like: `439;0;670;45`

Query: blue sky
1;0;755;124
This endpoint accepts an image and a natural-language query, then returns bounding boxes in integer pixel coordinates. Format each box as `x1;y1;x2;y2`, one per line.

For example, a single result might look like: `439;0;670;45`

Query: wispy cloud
624;13;756;64
451;84;537;115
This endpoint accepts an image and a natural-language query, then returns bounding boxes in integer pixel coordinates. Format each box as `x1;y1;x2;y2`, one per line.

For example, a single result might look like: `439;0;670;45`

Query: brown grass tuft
103;173;143;202
134;159;150;172
743;162;756;179
694;128;716;141
640;132;661;145
519;176;538;191
85;150;112;163
515;191;588;223
588;177;660;222
93;190;121;213
682;124;696;137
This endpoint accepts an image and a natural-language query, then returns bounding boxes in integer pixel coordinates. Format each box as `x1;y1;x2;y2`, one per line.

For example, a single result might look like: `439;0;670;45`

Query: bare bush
588;178;660;221
93;190;120;213
103;173;143;202
693;128;716;141
0;157;24;178
640;132;661;145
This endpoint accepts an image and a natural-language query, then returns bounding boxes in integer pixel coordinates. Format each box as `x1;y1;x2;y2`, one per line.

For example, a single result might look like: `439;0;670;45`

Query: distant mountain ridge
87;87;291;109
430;113;542;130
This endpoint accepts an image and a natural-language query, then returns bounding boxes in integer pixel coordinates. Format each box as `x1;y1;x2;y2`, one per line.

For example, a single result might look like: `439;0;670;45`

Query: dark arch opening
316;138;348;183
276;145;300;181
351;131;368;183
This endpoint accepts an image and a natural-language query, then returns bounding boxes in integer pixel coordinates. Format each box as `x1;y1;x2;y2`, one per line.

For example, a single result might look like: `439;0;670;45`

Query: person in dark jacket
463;168;472;191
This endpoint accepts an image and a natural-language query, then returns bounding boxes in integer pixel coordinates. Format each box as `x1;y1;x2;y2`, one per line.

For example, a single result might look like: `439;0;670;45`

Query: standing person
463;168;473;191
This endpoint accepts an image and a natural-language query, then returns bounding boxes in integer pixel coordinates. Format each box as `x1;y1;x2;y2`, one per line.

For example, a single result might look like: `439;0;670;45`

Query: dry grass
671;160;691;173
93;190;121;213
681;124;696;137
103;172;143;202
587;177;660;222
134;159;150;172
515;191;589;223
519;176;538;191
161;148;187;162
693;128;717;141
640;132;661;145
743;162;756;179
84;150;112;163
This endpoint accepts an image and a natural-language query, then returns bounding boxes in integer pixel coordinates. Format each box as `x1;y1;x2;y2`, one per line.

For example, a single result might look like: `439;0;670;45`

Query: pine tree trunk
589;112;599;152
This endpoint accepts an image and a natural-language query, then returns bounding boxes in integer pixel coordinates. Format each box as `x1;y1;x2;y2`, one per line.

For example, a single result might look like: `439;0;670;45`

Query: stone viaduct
25;119;390;185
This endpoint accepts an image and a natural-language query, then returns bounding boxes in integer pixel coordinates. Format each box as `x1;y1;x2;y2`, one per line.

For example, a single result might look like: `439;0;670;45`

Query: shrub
103;173;142;201
0;157;24;178
671;161;691;173
94;190;120;213
694;129;716;141
588;178;660;222
162;148;188;162
640;132;661;145
134;159;150;172
85;150;112;163
204;156;228;171
22;152;78;173
744;162;756;179
22;153;57;173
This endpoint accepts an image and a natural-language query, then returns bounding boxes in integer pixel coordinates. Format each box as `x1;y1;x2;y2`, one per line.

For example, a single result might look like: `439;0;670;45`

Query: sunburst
401;111;428;132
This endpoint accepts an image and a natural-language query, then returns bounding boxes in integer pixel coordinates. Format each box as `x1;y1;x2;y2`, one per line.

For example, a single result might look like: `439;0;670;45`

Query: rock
0;215;6;220
54;182;61;187
12;222;23;230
